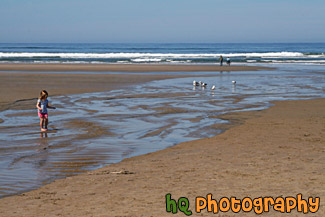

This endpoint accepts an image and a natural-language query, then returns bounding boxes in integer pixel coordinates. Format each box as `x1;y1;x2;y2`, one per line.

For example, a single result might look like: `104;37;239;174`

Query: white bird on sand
232;80;237;84
211;85;216;90
201;82;207;87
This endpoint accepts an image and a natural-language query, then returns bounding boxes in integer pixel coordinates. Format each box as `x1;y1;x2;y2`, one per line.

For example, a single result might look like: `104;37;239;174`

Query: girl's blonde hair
39;90;48;100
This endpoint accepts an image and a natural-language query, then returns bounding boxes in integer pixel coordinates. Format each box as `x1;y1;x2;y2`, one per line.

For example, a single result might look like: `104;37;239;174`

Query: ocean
0;43;325;65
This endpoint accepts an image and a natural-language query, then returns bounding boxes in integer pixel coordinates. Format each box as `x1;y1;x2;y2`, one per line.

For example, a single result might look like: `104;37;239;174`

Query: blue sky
1;0;324;43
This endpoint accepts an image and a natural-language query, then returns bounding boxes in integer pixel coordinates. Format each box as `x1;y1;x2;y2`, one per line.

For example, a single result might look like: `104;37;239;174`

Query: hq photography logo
165;193;320;216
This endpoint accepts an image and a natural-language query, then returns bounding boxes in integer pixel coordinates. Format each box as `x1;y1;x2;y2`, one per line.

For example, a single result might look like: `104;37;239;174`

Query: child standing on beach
36;90;56;132
226;57;231;66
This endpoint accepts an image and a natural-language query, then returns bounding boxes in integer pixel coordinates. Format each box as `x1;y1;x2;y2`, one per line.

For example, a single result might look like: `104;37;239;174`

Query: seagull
211;85;216;90
201;82;207;87
193;80;199;86
232;80;236;84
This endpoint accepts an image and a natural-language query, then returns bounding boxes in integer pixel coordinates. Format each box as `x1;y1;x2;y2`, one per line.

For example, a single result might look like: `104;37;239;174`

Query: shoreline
0;98;324;216
0;64;269;112
0;63;270;72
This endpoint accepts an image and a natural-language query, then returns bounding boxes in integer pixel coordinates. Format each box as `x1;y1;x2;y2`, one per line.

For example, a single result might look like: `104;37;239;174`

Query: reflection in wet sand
10;133;48;167
0;68;324;198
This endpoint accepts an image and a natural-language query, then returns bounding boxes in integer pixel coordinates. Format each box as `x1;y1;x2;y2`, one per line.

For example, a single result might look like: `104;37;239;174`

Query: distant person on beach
36;90;56;132
219;55;223;66
226;57;231;66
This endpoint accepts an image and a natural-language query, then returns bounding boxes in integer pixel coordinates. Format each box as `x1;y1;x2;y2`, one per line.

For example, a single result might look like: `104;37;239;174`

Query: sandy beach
0;64;324;216
1;0;324;215
0;97;323;216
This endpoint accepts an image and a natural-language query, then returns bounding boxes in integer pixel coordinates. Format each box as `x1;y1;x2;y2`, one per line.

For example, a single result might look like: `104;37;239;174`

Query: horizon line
1;42;325;44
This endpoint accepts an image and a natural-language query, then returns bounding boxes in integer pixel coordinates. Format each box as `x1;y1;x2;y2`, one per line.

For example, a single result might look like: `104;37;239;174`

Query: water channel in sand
0;65;324;198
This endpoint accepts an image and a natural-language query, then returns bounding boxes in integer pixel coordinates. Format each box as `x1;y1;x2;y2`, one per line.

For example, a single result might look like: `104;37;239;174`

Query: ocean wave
1;51;324;59
1;60;324;65
268;60;325;65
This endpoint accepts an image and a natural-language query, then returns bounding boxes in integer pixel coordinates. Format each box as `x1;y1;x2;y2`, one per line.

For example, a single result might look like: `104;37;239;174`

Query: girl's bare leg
44;118;48;130
40;118;44;130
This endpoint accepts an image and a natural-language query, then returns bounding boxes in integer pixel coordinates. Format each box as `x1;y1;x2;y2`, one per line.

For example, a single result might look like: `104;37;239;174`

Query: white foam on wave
131;58;162;62
1;51;323;59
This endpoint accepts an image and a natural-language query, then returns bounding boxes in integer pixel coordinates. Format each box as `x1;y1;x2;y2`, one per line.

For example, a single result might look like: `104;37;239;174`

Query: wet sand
0;72;187;111
0;63;268;72
0;64;267;112
0;98;324;216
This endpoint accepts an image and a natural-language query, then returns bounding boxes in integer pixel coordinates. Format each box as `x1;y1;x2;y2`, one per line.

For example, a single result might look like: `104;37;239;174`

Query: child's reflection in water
10;133;49;169
36;132;49;168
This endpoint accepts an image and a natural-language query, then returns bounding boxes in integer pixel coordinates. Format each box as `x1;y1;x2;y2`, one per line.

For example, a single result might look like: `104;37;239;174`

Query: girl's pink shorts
38;111;48;118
